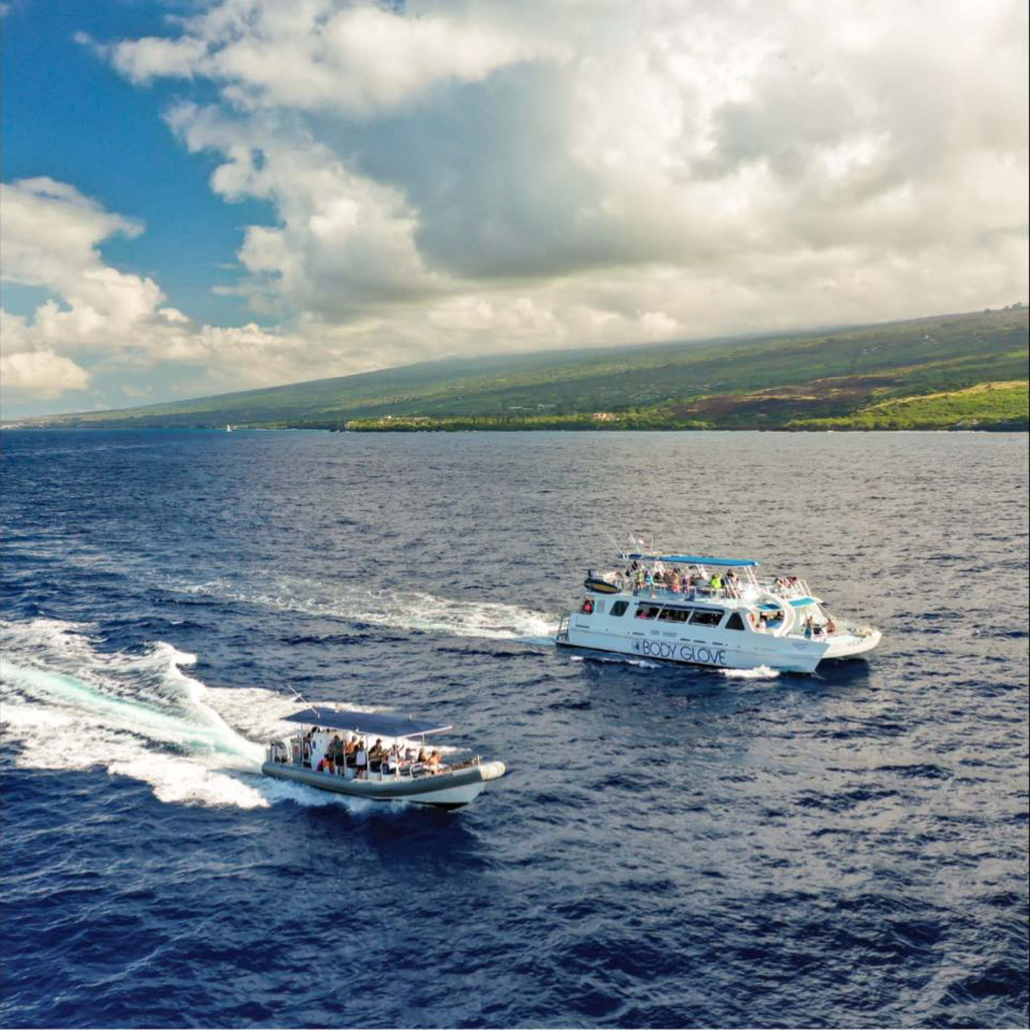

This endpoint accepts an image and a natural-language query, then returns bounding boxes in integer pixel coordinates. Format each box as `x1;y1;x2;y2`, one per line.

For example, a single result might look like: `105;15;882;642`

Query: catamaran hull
558;626;880;673
558;627;827;673
261;761;506;809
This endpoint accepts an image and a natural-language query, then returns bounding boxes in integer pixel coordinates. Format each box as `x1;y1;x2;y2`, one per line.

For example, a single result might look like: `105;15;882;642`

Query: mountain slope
17;307;1029;430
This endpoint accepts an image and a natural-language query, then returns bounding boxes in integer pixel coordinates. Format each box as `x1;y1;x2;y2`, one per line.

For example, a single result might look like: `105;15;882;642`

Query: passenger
345;735;358;768
425;750;443;773
355;740;368;779
634;568;645;594
330;735;345;774
804;614;814;639
316;754;333;773
369;738;385;773
416;747;428;765
825;617;836;635
725;570;739;597
710;573;723;593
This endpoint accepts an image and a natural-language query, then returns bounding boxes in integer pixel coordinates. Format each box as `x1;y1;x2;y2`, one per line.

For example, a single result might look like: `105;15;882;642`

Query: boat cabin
570;551;839;641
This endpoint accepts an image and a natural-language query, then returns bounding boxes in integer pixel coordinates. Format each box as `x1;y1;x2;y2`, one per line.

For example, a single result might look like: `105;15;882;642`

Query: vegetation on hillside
18;306;1029;431
786;381;1028;430
344;412;713;431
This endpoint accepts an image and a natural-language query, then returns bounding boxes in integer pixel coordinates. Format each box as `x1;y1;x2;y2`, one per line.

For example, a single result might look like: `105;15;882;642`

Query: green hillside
787;380;1028;430
18;306;1029;431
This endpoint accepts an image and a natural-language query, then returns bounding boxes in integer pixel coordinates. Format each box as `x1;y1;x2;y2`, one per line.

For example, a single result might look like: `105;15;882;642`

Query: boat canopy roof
657;554;758;568
284;706;452;737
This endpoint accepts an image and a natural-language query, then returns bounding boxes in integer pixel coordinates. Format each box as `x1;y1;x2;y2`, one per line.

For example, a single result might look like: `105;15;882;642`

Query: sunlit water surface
1;429;1027;1028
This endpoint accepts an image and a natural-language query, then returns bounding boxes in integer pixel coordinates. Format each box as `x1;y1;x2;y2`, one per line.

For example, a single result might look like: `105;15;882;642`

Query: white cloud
105;2;551;115
0;178;162;354
0;346;91;400
0;178;309;411
104;1;1025;334
12;0;1028;413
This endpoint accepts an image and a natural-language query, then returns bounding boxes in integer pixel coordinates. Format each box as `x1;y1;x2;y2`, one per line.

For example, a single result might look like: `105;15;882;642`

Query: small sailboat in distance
226;424;232;433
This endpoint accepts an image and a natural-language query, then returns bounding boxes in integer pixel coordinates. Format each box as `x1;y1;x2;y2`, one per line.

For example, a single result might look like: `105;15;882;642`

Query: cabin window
689;609;724;627
610;601;629;617
635;605;661;620
724;611;746;631
658;607;690;623
593;600;606;615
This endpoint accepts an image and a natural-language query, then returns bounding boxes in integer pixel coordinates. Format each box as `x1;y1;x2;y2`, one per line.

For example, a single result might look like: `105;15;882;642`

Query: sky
1;0;1027;418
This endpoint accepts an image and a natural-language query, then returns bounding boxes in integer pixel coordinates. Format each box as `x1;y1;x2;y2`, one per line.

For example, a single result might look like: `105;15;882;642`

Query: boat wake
172;575;558;645
0;618;381;811
569;654;662;669
719;665;780;680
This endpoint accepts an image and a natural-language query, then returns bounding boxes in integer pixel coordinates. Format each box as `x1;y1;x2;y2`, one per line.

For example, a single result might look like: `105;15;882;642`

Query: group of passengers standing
302;730;444;778
622;562;742;599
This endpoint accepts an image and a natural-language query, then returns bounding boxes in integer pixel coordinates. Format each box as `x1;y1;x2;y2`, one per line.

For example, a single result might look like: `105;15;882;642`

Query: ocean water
1;428;1027;1029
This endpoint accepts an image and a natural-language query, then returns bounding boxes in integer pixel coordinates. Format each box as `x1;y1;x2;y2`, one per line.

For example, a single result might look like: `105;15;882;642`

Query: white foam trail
569;654;662;669
0;618;385;811
568;653;780;678
719;665;780;680
171;575;558;644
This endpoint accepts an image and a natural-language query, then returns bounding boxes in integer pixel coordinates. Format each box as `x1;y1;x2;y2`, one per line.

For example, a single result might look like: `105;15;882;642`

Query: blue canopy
284;706;452;738
658;555;758;568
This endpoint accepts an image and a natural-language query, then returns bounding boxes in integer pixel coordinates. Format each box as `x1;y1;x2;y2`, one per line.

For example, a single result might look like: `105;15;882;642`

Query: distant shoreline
4;422;1027;434
4;307;1027;434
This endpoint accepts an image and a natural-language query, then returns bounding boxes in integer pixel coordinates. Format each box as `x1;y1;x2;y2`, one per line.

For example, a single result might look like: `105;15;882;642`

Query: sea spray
0;618;385;810
168;575;558;644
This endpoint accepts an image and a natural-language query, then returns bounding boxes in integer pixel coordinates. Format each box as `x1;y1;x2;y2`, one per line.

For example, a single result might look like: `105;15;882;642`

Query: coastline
4;422;1027;433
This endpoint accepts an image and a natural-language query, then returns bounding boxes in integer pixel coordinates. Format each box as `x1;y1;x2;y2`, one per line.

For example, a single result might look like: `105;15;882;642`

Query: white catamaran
262;706;506;809
556;542;881;674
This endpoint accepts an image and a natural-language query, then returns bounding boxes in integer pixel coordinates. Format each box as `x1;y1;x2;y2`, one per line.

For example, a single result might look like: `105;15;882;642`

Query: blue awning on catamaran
284;706;452;737
657;555;758;567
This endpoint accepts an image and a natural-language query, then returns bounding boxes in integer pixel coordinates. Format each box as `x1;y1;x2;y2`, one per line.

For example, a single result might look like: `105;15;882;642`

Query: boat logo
633;639;727;665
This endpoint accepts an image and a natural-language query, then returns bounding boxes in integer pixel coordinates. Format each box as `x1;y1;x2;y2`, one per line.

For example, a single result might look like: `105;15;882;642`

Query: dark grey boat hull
261;761;505;808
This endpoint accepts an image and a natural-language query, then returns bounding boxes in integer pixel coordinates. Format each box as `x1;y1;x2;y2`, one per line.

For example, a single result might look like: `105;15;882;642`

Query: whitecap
164;574;558;644
719;665;780;680
0;617;392;811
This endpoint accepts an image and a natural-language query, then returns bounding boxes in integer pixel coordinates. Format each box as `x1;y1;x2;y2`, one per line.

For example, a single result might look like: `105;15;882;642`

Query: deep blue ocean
1;429;1027;1029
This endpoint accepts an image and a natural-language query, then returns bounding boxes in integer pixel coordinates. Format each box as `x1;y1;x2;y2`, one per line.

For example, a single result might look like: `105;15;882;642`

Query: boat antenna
284;682;307;705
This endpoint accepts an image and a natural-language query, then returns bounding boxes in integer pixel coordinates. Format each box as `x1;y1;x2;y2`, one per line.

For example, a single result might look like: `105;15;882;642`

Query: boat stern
823;626;882;660
477;760;506;782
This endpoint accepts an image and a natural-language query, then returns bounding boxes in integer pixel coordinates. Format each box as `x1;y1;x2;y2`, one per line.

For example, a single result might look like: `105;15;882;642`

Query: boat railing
759;577;812;599
626;584;744;602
